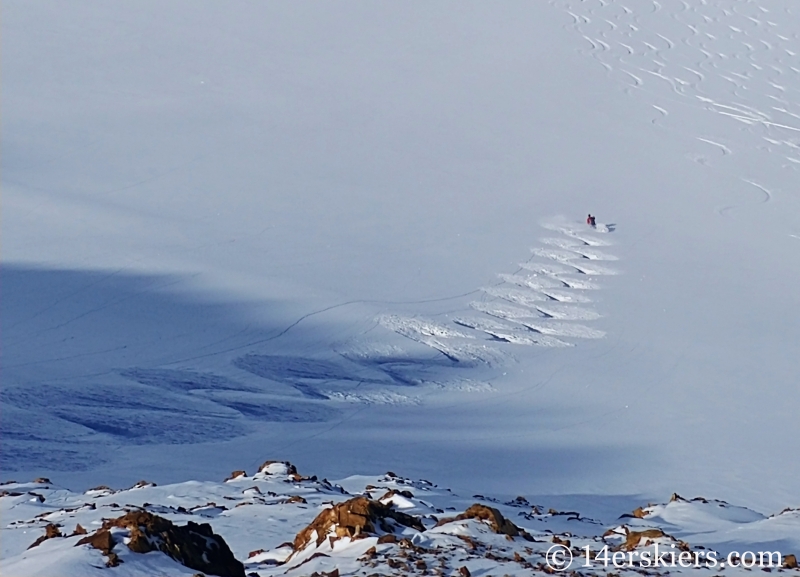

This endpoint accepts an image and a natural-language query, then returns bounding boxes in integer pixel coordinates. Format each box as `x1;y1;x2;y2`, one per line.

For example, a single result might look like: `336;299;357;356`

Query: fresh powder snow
2;0;799;574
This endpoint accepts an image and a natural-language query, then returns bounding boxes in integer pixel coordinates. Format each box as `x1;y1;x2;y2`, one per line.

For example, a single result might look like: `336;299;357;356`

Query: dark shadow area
1;264;346;473
0;264;488;475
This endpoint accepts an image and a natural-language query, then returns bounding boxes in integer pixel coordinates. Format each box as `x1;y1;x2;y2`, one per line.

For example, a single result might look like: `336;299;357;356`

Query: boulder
75;511;244;577
436;504;533;540
27;524;62;549
292;496;424;553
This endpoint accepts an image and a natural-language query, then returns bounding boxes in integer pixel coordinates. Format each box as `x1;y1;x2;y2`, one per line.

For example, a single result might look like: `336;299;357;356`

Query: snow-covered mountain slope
2;0;798;546
2;462;798;576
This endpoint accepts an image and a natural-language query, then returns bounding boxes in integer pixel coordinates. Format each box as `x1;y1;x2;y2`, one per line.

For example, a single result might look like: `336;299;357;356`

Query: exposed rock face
608;527;690;552
77;528;114;554
437;504;533;540
785;554;798;569
258;460;298;476
27;524;62;549
225;470;247;481
75;511;244;577
293;496;425;553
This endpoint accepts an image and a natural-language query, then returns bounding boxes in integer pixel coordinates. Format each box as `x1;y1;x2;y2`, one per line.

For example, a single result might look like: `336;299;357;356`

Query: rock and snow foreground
2;461;798;577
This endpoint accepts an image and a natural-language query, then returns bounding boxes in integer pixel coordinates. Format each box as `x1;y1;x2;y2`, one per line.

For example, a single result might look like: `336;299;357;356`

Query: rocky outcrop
75;511;244;577
27;524;62;549
436;504;533;540
225;470;247;481
604;526;690;552
292;496;425;554
258;460;298;476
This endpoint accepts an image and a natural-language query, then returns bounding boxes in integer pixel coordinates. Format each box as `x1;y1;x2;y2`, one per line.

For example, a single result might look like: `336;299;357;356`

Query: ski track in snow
378;221;617;368
1;222;618;464
550;0;796;213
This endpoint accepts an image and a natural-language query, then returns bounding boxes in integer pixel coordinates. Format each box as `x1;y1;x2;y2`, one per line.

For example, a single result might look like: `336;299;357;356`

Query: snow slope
2;0;798;533
2;462;799;576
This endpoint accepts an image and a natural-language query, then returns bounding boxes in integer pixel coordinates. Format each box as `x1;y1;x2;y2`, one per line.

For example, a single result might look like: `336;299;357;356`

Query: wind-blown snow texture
2;0;798;549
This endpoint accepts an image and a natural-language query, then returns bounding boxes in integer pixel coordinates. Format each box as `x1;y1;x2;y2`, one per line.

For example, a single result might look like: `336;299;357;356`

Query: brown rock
309;570;339;577
378;489;414;500
78;511;244;577
225;470;247;482
617;529;667;551
360;545;377;559
27;523;62;549
71;524;88;536
455;534;478;550
630;506;648;518
292;496;424;553
248;548;265;558
669;493;686;503
437;504;532;540
34;477;52;484
285;495;307;504
785;554;798;569
551;535;571;548
377;534;398;544
458;566;471;577
131;480;156;489
105;552;123;567
258;460;298;476
76;529;115;555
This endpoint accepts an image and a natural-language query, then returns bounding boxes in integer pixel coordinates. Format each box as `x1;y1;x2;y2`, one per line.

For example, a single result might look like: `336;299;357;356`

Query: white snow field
3;1;800;572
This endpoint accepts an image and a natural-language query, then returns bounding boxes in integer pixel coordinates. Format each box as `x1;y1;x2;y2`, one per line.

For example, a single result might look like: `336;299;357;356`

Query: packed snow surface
2;1;799;562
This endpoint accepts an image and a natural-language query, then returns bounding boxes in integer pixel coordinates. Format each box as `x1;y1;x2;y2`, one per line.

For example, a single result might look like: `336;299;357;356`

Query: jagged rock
258;460;298;476
225;470;247;482
458;566;471;577
33;477;52;484
71;524;88;536
619;506;649;519
611;528;690;552
27;524;62;549
670;493;686;502
76;511;244;577
76;528;115;555
436;504;533;540
105;552;123;567
131;480;157;489
292;496;424;553
285;495;307;504
379;488;414;500
551;535;571;548
785;554;798;569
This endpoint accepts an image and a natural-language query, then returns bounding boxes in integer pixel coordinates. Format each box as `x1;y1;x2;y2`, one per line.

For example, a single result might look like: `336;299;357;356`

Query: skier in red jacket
587;214;596;227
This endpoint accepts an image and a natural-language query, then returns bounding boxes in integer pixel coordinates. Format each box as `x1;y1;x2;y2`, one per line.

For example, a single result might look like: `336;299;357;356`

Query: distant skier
587;214;596;227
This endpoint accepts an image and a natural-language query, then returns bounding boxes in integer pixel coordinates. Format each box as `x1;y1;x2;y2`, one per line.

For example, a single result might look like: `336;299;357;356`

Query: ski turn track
378;220;619;372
